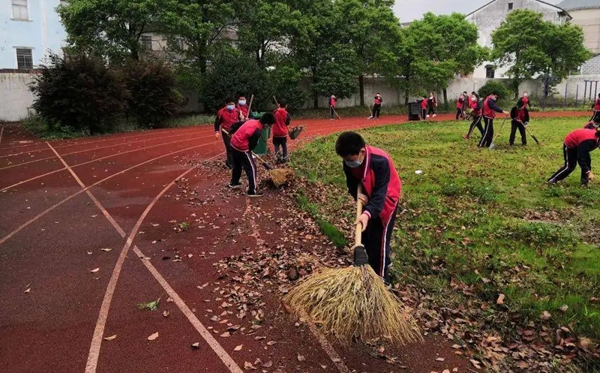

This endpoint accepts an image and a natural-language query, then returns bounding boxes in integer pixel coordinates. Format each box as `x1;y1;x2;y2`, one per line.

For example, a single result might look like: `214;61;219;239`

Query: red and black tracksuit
548;129;600;186
420;98;428;120
236;104;251;120
329;97;337;119
466;98;484;138
230;120;265;194
591;97;600;123
214;106;241;168
509;105;529;146
478;96;505;148
343;146;402;283
372;96;382;118
272;108;291;162
456;95;465;119
584;120;598;129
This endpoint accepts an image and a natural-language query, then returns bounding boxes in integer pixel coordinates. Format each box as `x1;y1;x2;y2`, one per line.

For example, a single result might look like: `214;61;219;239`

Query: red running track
0;111;587;373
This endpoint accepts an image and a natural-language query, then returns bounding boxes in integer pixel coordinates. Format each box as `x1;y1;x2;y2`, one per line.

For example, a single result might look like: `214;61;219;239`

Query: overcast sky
392;0;562;23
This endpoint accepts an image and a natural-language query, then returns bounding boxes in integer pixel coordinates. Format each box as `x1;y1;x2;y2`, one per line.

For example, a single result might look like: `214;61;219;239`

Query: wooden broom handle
355;184;364;246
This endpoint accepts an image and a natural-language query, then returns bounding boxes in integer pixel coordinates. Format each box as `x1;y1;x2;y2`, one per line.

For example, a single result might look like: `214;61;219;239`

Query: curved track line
0;127;209;160
0;140;219;246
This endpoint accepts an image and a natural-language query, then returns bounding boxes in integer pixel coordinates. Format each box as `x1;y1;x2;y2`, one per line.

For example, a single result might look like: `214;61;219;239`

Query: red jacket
420;99;428;109
565;129;599;149
483;95;503;119
230;120;264;152
594;98;600;111
344;146;401;225
237;104;249;119
272;108;291;137
374;96;382;105
469;98;481;115
329;97;337;107
214;107;240;132
456;96;464;109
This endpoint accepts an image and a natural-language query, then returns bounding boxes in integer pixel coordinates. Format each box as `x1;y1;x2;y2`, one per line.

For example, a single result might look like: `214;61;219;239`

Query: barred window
12;0;28;21
16;48;33;70
141;36;153;50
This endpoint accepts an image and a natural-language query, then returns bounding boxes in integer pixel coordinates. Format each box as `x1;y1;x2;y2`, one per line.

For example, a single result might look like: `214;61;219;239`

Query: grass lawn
291;115;600;344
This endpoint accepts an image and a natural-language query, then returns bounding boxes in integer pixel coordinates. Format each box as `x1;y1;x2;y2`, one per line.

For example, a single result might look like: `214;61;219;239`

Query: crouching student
335;132;402;285
272;99;291;163
548;128;600;187
584;117;600;129
509;99;529;146
229;113;276;197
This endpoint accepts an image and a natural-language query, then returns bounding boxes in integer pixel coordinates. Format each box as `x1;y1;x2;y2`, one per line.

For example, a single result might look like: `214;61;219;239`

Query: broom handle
244;94;254;120
355;185;364;246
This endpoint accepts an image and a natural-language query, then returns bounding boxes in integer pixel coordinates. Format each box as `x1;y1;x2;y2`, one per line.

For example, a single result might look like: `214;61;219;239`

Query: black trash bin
407;101;421;121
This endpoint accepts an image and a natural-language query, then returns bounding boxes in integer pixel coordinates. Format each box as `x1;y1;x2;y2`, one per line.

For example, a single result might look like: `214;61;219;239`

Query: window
508;2;513;10
485;65;495;79
16;48;33;70
12;0;28;20
141;36;153;50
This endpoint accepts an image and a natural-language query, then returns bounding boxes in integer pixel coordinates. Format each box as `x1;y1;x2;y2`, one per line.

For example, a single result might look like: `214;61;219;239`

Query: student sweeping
214;99;241;169
591;93;600;123
229;113;276;197
456;92;466;120
509;98;529;146
329;95;338;120
464;93;483;140
272;99;291;163
335;132;402;284
520;91;531;109
478;92;509;148
548;128;600;187
369;93;383;119
427;92;437;118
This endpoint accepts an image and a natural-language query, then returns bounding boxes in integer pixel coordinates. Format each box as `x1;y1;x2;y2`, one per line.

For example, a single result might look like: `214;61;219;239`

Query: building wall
569;8;600;54
581;54;600;75
0;72;36;121
0;0;67;68
466;0;570;79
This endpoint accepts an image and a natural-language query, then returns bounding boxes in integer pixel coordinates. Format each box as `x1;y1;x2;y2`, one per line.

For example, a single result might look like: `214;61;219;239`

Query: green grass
291;115;600;341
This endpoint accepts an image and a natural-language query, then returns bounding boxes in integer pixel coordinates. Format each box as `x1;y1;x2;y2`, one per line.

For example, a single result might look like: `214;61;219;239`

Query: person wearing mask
520;91;531;109
329;95;338;120
369;93;383;119
464;93;483;140
272;99;292;163
456;91;467;120
478;92;510;148
509;99;529;146
214;99;240;169
420;95;428;120
236;95;252;121
548;128;600;187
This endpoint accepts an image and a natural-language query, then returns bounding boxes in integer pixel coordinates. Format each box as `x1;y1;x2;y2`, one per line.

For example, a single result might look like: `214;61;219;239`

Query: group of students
329;93;385;120
214;96;292;197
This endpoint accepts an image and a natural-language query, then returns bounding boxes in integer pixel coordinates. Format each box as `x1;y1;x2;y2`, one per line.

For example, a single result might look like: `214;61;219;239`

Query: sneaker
368;116;373;119
432;114;437;117
426;115;430;118
228;183;242;189
247;191;264;198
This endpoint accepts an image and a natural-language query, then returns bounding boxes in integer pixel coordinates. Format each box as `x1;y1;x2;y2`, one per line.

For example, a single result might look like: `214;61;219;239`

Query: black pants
421;109;427;119
478;117;494;147
509;120;527;145
231;149;258;193
362;207;397;282
456;107;464;120
548;145;589;185
273;136;287;160
467;115;484;138
428;104;435;115
330;106;335;119
591;111;600;123
372;104;381;118
222;130;234;168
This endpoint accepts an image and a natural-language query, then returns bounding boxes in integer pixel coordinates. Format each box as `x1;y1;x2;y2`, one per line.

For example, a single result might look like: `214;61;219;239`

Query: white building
0;0;68;69
465;0;572;79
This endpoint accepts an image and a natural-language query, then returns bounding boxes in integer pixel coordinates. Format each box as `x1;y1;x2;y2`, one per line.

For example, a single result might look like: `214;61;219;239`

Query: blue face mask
345;158;363;168
226;105;235;111
238;100;246;105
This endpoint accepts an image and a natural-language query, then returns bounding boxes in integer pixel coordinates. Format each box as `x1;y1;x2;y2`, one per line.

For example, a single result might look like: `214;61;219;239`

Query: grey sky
392;0;562;23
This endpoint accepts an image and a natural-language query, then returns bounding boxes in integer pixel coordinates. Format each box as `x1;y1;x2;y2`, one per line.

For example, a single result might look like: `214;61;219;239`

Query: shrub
477;80;511;101
268;63;309;111
30;54;128;135
121;60;183;128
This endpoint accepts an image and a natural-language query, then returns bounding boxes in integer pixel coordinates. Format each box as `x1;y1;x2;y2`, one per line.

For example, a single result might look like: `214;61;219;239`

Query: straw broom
251;152;292;188
283;187;422;345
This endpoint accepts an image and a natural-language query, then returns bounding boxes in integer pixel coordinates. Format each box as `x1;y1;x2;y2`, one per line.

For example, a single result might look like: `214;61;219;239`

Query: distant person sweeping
420;95;428;120
456;92;467;120
464;93;483;140
329;95;338;120
509;98;529;146
369;93;383;119
591;93;600;123
335;131;401;284
228;113;276;197
272;99;291;164
548;128;600;187
478;92;509;148
427;92;437;118
214;99;241;169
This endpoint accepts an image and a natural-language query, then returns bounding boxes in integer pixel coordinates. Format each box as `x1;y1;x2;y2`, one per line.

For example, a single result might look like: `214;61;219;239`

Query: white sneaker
426;115;430;118
433;114;437;117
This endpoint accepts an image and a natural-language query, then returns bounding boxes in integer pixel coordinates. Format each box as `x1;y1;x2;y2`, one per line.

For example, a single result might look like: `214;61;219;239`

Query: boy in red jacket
478;92;509;148
236;95;251;120
456;92;466;120
329;95;337;120
420;96;428;120
335;132;402;284
464;93;484;139
272;99;291;163
214;99;240;169
548;128;600;186
229;113;276;197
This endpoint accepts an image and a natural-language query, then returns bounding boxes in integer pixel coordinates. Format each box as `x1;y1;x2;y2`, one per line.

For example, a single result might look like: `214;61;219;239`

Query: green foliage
477;81;511;101
269;62;310;110
311;45;360;100
30;54;128;135
122;60;183;128
503;221;578;249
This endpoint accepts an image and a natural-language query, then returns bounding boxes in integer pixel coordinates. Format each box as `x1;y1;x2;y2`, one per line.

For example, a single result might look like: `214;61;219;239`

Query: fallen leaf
191;342;200;349
100;248;112;252
220;332;230;337
147;332;159;341
24;288;31;293
163;311;169;317
266;341;277;346
443;370;450;373
559;304;569;312
580;337;592;348
435;357;445;362
243;361;255;370
541;311;551;320
90;268;100;273
104;335;117;341
262;361;273;368
496;294;505;305
234;344;243;351
297;354;306;362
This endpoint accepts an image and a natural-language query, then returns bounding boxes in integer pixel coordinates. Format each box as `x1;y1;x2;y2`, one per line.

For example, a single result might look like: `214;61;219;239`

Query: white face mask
471;97;477;102
238;100;246;105
523;93;528;97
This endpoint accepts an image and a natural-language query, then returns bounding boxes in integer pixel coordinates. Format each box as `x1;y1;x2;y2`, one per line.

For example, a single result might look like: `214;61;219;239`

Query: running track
0;111;585;373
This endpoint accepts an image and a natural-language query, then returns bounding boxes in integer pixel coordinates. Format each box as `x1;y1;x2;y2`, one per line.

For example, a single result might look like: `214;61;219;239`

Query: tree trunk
312;67;319;109
443;88;448;110
359;74;365;107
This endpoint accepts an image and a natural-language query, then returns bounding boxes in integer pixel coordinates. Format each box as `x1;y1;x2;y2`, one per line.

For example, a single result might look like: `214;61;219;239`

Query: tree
58;0;169;62
491;9;591;98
